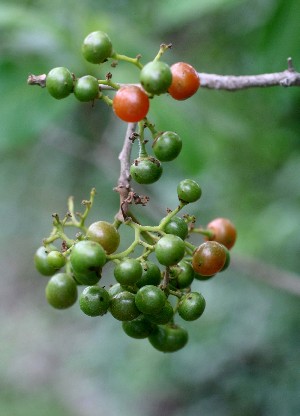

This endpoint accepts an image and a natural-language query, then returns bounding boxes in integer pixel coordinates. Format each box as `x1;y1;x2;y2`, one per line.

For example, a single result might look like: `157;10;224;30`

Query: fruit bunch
34;186;236;353
31;30;237;353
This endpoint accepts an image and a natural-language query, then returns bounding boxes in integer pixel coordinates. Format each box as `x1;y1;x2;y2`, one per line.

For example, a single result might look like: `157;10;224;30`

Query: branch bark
27;58;300;91
114;122;136;222
199;58;300;90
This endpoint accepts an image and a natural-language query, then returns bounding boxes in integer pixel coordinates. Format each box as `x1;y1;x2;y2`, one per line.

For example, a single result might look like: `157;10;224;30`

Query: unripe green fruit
122;316;155;339
47;250;66;270
177;179;202;203
74;75;99;102
87;221;120;254
114;259;143;286
148;324;188;353
130;157;163;185
82;31;113;64
152;131;182;162
162;216;188;240
155;235;185;266
45;273;78;309
136;261;161;288
144;300;174;325
135;285;166;315
70;240;106;274
178;292;206;321
140;61;172;95
110;291;140;321
34;246;57;276
79;286;110;316
46;67;74;99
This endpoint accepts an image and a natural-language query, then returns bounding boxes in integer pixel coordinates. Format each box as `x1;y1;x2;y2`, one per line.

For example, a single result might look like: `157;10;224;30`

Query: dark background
1;0;299;415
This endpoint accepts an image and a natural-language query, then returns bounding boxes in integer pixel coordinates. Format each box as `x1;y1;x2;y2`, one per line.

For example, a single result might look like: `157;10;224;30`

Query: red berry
168;62;200;100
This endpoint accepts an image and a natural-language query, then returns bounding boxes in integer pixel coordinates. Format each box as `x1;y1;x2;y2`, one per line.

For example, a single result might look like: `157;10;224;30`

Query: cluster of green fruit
32;30;237;352
34;184;236;353
43;30;201;186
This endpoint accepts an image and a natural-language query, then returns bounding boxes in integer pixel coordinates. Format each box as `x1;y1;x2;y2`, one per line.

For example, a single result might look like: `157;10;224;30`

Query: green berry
114;259;143;286
110;291;140;321
34;246;57;276
82;31;113;64
87;221;120;254
152;131;182;162
136;261;161;288
72;269;101;286
46;67;74;99
122;316;155;339
155;234;185;266
148;324;188;353
172;261;195;289
74;75;99;102
45;273;78;309
70;240;106;274
135;285;166;315
79;286;110;316
47;250;66;270
144;300;174;325
130;157;162;185
140;61;172;95
178;292;206;321
163;216;188;240
177;179;202;203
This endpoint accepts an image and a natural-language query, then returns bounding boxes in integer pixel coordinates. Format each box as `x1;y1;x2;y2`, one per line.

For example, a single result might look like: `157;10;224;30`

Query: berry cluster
32;31;237;353
34;186;236;353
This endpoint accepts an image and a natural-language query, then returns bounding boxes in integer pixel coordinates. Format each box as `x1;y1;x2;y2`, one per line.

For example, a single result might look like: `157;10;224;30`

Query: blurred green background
1;0;300;415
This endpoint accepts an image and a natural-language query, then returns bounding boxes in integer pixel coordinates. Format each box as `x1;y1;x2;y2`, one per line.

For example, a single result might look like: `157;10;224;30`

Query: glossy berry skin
45;273;78;309
82;31;113;64
163;216;188;240
122;316;155;339
114;259;143;286
173;260;195;289
130;157;162;184
34;246;57;276
144;300;174;325
192;241;227;276
155;235;185;266
70;240;106;274
72;269;101;286
135;285;166;315
46;250;66;271
46;67;74;100
74;75;99;102
152;131;182;162
87;221;120;254
136;261;161;288
79;286;110;317
220;247;231;272
148;324;188;353
113;86;149;122
140;61;172;95
178;292;206;321
108;283;123;298
206;218;237;250
168;62;200;100
177;179;202;203
110;291;140;321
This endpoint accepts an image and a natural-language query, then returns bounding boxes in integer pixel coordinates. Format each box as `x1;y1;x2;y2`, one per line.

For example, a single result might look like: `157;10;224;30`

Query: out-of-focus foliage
1;0;299;415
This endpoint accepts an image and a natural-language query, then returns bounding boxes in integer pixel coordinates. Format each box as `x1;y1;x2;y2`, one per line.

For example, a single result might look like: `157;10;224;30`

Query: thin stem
111;53;143;70
153;43;172;62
